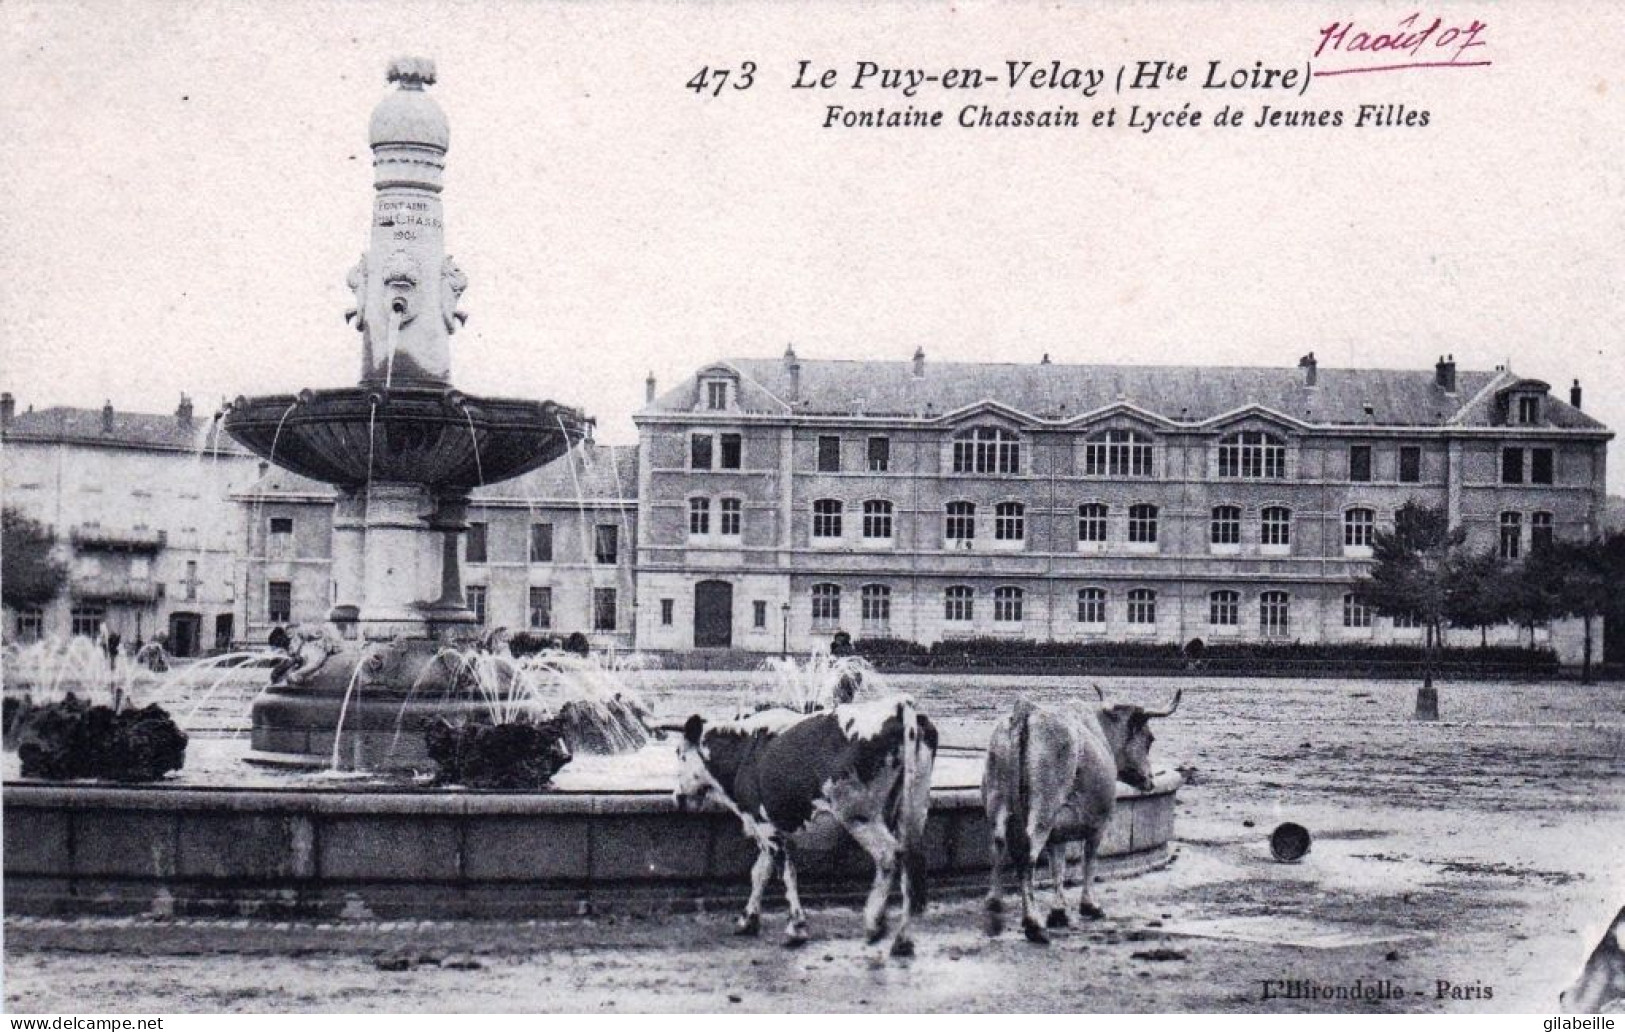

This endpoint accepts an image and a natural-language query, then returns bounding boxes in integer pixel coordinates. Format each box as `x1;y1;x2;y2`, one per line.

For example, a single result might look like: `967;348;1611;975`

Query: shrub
425;715;572;789
15;696;187;782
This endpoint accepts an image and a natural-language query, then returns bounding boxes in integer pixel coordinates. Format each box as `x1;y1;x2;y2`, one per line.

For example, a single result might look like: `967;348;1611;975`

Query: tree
1527;535;1619;684
2;507;66;612
1351;501;1467;718
1444;548;1512;646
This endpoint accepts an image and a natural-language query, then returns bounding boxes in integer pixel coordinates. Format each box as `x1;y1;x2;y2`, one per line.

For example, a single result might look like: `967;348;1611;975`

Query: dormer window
694;366;741;413
953;426;1021;474
705;380;729;411
1517;395;1540;425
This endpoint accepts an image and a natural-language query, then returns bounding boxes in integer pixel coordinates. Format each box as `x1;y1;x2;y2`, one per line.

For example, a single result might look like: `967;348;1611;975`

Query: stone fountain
223;57;589;768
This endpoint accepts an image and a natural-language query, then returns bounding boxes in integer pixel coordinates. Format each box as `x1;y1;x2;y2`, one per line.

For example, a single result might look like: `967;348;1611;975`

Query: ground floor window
1209;590;1239;627
1392;612;1421;630
466;585;487;625
1260;591;1290;636
70;606;105;638
944;585;974;623
993;586;1023;624
266;581;291;624
1077;588;1106;625
811;583;841;629
752;599;768;629
529;587;553;629
15;607;44;642
861;584;891;633
1343;593;1371;628
593;588;617;631
1127;588;1157;625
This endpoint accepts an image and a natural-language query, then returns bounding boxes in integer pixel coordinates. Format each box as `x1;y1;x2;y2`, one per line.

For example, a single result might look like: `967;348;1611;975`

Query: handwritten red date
1315;13;1488;64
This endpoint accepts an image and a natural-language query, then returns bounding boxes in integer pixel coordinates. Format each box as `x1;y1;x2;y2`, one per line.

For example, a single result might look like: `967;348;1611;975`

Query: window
690;434;713;470
594;525;618;564
719;433;742;470
1210;505;1241;547
530;523;553;562
1517;395;1539;425
1209;590;1240;627
1261;506;1291;549
719;497;742;537
1128;503;1159;545
818;436;841;473
1084;428;1155;477
70;606;105;638
953;426;1021;474
268;516;294;558
184;559;198;601
660;598;674;627
267;581;292;623
811;583;841;628
944;585;974;623
16;607;44;642
1343;593;1371;629
1260;591;1290;637
994;502;1025;543
812;499;844;539
1501;448;1524;484
593;588;617;631
1531;448;1554;485
1077;503;1108;545
861;584;891;632
993;586;1024;624
269;516;294;535
466;522;488;564
1399;446;1421;483
1531;512;1554;553
1392;612;1420;630
945;501;976;545
466;585;487;624
1349;445;1372;483
1499;511;1522;560
1126;588;1157;626
753;600;768;630
688;497;711;536
1218;431;1286;479
868;436;890;472
1077;588;1107;625
529;587;553;629
706;380;729;411
1344;508;1375;551
862;500;893;540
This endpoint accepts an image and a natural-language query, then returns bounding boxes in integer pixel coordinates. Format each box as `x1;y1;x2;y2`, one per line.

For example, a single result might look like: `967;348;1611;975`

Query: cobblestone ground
5;676;1623;1012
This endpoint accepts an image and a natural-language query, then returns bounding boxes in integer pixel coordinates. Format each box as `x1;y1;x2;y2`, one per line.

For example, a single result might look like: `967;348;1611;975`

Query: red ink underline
1315;60;1494;78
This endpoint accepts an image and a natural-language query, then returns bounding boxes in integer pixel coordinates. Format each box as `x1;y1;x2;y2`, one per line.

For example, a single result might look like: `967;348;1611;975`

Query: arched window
688;497;711;536
993;586;1024;623
1126;588;1157;625
1077;587;1107;625
1531;511;1554;553
1210;505;1242;546
810;583;840;628
944;585;974;623
1217;430;1287;479
953;426;1021;474
1260;591;1291;636
1343;593;1372;628
1084;428;1154;477
994;501;1025;542
1499;511;1522;560
718;497;742;537
1077;503;1108;545
1261;506;1292;549
862;500;894;540
861;584;891;632
945;501;976;545
812;499;843;539
1344;507;1375;551
1209;589;1239;627
1128;504;1159;545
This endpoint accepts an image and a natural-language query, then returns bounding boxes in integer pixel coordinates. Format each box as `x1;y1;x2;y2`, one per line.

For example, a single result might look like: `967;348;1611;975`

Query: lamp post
780;601;791;660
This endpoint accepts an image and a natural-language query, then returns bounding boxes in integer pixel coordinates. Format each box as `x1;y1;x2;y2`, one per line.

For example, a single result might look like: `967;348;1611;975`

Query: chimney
101;400;115;433
1298;351;1318;387
1435;354;1457;393
783;343;797;368
912;346;925;378
176;393;194;429
644;372;656;403
1040;353;1051;365
788;358;802;402
1;392;14;428
1570;378;1582;410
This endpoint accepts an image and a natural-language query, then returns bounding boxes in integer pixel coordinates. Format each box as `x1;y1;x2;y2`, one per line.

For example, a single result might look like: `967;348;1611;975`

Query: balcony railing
70;574;160;602
70;526;167;552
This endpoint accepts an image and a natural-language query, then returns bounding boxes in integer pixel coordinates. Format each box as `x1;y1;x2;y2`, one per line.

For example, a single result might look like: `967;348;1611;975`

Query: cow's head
1096;689;1181;792
673;714;717;813
1560;906;1625;1013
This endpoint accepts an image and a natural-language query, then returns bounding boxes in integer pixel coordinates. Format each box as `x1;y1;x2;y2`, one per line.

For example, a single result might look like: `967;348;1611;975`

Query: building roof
234;442;638;506
645;356;1607;431
1;401;254;455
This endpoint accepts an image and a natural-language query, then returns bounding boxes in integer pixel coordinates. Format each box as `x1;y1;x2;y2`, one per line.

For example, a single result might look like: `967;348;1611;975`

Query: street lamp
780;601;791;660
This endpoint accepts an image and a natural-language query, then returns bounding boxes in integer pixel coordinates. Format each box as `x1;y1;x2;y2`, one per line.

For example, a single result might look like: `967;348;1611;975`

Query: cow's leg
779;842;809;947
1018;820;1054;945
845;820;900;948
1077;827;1106;921
1045;840;1072;930
984;806;1008;936
735;842;775;936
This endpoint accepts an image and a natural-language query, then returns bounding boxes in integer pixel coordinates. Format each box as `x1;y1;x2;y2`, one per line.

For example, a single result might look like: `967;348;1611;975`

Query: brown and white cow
675;697;938;956
982;688;1180;944
1562;906;1625;1012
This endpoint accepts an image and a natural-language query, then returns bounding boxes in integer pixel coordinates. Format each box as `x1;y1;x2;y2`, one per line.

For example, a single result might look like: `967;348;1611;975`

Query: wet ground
4;675;1623;1012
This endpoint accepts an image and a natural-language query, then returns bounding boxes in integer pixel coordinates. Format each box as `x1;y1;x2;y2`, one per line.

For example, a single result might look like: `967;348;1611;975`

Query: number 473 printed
687;62;757;97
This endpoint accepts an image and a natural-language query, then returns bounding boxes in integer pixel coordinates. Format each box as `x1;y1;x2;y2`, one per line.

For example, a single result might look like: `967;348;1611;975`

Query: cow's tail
1007;698;1035;881
897;696;932;914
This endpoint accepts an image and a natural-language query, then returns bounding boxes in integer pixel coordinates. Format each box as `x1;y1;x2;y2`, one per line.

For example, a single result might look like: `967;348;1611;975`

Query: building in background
634;351;1610;656
1;393;258;654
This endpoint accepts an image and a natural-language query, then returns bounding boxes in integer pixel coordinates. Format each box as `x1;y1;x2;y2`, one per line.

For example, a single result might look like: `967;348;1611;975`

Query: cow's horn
1093;684;1106;703
1147;688;1182;718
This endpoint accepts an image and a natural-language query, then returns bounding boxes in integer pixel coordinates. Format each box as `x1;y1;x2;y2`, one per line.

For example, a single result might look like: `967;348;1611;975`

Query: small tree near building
1527;534;1620;684
2;507;67;619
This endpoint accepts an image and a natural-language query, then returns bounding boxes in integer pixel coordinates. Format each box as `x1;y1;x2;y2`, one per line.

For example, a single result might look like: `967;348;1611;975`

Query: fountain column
357;480;435;638
328;489;366;631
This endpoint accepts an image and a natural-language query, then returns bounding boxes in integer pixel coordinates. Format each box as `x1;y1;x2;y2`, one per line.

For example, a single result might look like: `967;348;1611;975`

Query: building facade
633;352;1611;655
1;393;260;654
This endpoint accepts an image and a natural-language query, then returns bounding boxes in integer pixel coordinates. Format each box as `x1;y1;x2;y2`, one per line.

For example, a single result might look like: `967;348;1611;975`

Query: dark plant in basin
425;714;572;790
3;694;35;750
15;695;188;782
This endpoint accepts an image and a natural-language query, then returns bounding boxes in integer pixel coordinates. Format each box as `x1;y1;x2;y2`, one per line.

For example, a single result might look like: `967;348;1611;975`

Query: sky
2;2;1621;488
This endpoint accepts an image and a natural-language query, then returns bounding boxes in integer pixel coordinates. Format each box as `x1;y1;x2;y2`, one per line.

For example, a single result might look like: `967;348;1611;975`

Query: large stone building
1;393;260;654
633;351;1610;655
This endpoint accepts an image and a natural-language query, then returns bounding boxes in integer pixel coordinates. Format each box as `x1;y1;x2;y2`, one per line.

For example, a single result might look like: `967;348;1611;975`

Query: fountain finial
387;56;437;89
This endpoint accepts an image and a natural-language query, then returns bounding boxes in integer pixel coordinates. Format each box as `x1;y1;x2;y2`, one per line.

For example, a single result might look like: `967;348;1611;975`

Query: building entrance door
168;612;201;658
693;580;733;648
214;613;235;652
